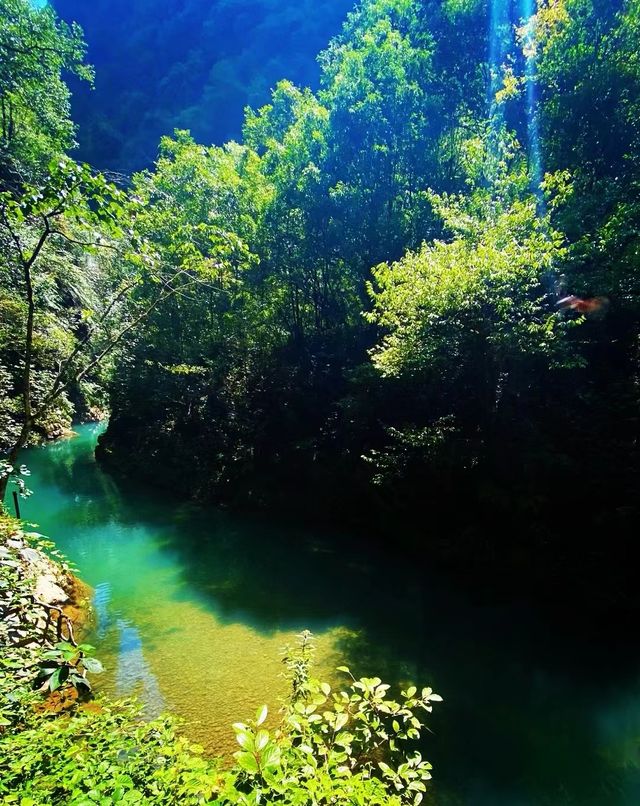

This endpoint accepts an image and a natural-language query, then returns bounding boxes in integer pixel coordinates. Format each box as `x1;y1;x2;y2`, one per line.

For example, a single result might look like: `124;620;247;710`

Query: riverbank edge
0;515;93;631
0;513;224;802
95;426;640;620
0;513;441;806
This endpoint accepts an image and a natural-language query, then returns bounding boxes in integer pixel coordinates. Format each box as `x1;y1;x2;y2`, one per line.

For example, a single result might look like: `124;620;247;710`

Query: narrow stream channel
15;423;640;804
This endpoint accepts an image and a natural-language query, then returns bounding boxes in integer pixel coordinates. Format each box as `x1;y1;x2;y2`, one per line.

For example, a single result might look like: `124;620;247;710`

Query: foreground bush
0;635;440;805
1;520;440;805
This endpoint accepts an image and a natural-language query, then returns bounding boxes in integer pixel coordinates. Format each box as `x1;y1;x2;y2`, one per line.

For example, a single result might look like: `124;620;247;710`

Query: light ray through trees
520;0;545;212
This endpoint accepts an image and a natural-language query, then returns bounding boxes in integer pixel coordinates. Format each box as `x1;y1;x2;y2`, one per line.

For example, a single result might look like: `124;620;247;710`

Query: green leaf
83;657;105;674
260;744;281;770
235;729;254;751
49;665;69;691
255;730;269;752
334;712;348;731
334;731;354;748
235;751;259;774
255;704;268;726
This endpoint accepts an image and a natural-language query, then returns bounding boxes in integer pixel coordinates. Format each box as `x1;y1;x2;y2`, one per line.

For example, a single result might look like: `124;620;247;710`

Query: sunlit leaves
0;155;132;463
0;0;93;173
368;175;571;380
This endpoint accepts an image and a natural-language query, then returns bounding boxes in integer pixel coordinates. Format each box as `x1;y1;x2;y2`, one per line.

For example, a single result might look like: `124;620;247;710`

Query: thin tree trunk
1;221;48;505
8;98;14;142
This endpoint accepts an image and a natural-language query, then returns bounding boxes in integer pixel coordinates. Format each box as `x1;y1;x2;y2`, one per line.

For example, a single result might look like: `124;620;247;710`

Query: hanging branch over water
0;159;215;502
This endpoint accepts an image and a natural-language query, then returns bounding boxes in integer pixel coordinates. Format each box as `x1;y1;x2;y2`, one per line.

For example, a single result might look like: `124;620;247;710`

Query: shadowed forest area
1;0;639;600
53;0;356;171
2;0;640;803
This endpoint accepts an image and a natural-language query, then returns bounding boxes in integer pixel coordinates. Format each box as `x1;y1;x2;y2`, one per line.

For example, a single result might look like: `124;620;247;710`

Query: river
13;422;640;804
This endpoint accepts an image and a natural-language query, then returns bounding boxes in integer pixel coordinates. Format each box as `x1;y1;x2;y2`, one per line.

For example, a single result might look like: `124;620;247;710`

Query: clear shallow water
13;423;640;804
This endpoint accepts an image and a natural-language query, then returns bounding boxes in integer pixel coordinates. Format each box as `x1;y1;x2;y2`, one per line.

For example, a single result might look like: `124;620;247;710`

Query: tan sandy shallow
92;595;355;757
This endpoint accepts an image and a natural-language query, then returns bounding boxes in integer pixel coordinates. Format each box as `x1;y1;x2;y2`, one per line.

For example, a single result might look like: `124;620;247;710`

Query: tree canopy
2;0;639;576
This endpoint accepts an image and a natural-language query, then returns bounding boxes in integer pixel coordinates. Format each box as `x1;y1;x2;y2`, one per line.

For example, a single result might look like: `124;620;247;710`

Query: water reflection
114;621;165;718
17;424;640;804
93;582;111;638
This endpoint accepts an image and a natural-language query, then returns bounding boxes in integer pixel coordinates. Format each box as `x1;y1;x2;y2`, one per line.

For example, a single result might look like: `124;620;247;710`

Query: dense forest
2;0;640;801
52;0;356;172
2;0;640;599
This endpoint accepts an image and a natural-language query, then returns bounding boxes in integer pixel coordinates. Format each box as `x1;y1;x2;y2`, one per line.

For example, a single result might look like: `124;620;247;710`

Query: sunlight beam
520;0;545;212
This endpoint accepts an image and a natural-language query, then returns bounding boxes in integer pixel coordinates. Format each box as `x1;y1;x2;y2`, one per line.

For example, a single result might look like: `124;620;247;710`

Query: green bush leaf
82;657;105;674
234;730;254;751
49;665;69;691
260;744;281;770
235;751;259;774
255;730;269;752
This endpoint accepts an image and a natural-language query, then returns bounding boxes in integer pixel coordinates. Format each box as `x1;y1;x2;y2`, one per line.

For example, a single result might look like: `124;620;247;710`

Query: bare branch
49;228;119;251
33;268;196;417
33;279;139;418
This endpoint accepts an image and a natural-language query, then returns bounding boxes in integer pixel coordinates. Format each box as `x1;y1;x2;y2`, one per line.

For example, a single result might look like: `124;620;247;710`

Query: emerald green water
14;423;640;804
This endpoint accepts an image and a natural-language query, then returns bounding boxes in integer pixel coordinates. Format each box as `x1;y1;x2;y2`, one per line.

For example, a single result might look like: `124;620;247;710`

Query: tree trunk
1;230;38;508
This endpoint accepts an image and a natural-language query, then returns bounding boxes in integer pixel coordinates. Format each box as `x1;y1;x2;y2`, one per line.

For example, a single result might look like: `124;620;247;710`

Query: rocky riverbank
0;514;92;659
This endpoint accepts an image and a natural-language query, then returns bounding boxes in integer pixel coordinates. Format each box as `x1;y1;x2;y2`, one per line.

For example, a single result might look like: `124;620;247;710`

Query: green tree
0;0;92;178
0;156;206;503
366;144;578;485
0;159;126;500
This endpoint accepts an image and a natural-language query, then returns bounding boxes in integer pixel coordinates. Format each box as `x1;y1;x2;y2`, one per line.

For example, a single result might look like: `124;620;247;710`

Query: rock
20;547;42;564
16;546;70;605
34;575;69;605
2;521;92;641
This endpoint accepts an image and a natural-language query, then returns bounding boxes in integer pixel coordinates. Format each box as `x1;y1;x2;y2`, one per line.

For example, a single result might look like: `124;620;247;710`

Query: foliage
0;700;224;806
369;188;569;378
219;632;440;805
3;0;640;799
1;651;440;805
35;640;103;697
1;521;441;806
366;150;581;450
0;3;132;500
53;0;356;172
0;156;135;498
1;0;639;602
83;0;638;555
98;0;491;508
0;0;92;178
533;0;640;308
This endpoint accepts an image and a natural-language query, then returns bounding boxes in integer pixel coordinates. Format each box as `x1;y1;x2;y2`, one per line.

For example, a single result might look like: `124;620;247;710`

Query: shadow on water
15;424;640;805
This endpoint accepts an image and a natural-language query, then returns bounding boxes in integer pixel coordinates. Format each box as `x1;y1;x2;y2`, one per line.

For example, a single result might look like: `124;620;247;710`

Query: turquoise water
13;423;640;804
